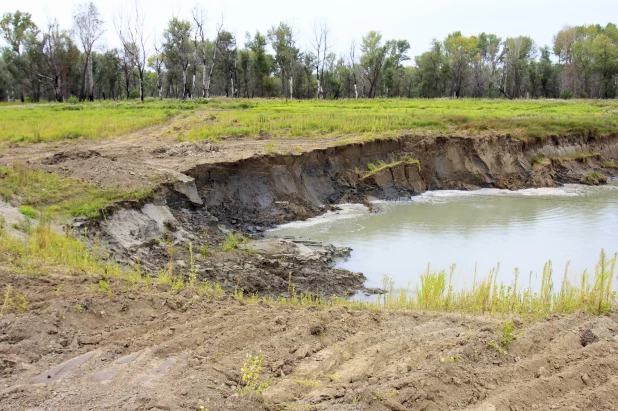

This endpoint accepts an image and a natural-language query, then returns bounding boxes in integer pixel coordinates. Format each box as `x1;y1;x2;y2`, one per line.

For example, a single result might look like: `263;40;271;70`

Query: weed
499;321;521;347
602;160;617;168
221;232;247;252
584;171;606;185
98;280;113;298
1;285;28;317
239;353;270;398
18;205;38;219
265;142;279;153
200;244;210;258
486;340;508;355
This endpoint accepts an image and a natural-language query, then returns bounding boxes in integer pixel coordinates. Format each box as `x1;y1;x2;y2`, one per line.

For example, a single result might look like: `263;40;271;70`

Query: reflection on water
268;182;618;290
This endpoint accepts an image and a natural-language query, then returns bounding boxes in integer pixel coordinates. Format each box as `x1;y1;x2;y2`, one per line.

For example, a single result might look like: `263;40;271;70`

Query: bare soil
2;271;618;410
0;112;364;191
3;115;618;410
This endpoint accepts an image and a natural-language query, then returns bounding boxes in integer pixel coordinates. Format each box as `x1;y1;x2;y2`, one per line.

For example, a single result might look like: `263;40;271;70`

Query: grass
560;152;601;161
0;99;198;144
361;158;421;179
0;218;616;320
584;171;606;185
0;164;151;219
1;98;618;145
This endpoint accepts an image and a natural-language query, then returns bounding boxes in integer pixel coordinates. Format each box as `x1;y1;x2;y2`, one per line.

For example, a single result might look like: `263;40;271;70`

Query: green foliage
67;96;79;105
0;284;28;317
240;353;270;397
584;171;606;185
200;244;210;258
221;232;247;252
98;280;113;298
18;205;37;219
499;321;521;347
2;99;618;146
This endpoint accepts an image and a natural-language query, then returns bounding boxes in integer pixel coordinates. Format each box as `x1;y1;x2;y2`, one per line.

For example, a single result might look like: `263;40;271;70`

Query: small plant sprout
239;353;270;397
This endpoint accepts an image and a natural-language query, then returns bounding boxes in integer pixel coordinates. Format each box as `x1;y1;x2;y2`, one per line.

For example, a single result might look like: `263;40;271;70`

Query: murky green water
268;181;618;291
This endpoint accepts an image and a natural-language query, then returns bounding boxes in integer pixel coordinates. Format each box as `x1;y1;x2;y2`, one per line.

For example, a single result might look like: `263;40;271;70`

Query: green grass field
1;98;618;145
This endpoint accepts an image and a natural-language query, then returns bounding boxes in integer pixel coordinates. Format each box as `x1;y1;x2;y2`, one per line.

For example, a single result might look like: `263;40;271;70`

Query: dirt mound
2;271;618;410
42;150;101;165
152;141;219;158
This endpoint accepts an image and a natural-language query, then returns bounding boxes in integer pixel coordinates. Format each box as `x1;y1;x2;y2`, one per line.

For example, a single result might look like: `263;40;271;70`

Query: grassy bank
1;98;617;145
0;164;151;218
1;217;615;320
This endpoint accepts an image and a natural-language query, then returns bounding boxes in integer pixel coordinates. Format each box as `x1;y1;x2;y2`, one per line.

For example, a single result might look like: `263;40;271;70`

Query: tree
163;17;192;98
246;31;270;97
360;31;387;98
115;1;149;102
0;10;38;101
73;2;105;101
592;33;618;98
268;22;299;98
311;21;331;99
42;20;79;102
444;32;478;97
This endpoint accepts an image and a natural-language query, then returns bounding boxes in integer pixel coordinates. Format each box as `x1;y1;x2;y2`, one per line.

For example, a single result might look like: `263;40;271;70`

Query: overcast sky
2;0;616;59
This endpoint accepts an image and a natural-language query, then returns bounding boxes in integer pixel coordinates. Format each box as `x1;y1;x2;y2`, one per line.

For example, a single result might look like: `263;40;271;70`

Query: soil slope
2;272;618;411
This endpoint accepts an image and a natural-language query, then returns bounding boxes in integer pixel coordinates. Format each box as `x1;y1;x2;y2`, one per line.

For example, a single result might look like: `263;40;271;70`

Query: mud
2;271;618;410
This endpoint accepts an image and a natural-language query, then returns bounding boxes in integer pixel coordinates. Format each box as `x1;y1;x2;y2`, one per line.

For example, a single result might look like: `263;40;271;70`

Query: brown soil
3;116;618;410
2;271;618;410
0;113;365;191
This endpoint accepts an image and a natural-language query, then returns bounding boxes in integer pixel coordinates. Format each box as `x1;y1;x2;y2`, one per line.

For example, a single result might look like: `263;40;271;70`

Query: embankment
167;134;618;228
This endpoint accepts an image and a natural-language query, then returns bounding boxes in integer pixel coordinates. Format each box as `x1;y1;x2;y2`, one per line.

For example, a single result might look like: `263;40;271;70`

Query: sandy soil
2;271;618;411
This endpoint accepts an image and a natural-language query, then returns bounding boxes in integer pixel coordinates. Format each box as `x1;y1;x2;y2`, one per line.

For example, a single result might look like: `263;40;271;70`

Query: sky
1;0;616;59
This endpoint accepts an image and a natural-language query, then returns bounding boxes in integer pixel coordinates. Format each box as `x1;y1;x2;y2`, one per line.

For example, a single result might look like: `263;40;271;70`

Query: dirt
2;271;618;410
3;115;618;409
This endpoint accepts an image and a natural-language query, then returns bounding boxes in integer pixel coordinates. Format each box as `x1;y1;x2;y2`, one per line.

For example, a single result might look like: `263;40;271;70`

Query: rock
535;367;550;378
172;174;203;205
581;373;591;385
581;329;599;347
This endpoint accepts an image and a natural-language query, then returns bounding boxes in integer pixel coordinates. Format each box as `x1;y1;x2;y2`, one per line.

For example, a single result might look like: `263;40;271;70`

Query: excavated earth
2;271;618;411
2;124;618;410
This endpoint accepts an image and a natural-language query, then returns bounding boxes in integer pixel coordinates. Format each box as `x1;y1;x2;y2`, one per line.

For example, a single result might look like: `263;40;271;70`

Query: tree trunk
80;55;89;101
88;56;94;101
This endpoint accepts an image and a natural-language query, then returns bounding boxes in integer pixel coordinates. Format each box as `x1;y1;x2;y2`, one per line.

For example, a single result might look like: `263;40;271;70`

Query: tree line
1;3;617;102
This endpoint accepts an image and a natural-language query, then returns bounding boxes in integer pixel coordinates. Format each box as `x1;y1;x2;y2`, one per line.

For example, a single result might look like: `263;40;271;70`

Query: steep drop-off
168;134;618;228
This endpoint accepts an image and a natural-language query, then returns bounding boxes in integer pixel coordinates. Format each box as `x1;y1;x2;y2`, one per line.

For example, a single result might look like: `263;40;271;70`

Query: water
267;181;618;292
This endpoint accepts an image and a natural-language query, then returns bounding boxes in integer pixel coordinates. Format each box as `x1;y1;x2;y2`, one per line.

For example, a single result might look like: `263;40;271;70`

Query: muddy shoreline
71;134;618;297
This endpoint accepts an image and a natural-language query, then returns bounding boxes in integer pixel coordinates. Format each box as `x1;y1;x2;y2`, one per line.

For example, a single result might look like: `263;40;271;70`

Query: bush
560;90;574;100
67;95;79;104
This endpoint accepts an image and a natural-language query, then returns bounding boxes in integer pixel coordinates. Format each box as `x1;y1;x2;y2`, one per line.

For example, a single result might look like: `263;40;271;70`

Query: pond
268;180;618;292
